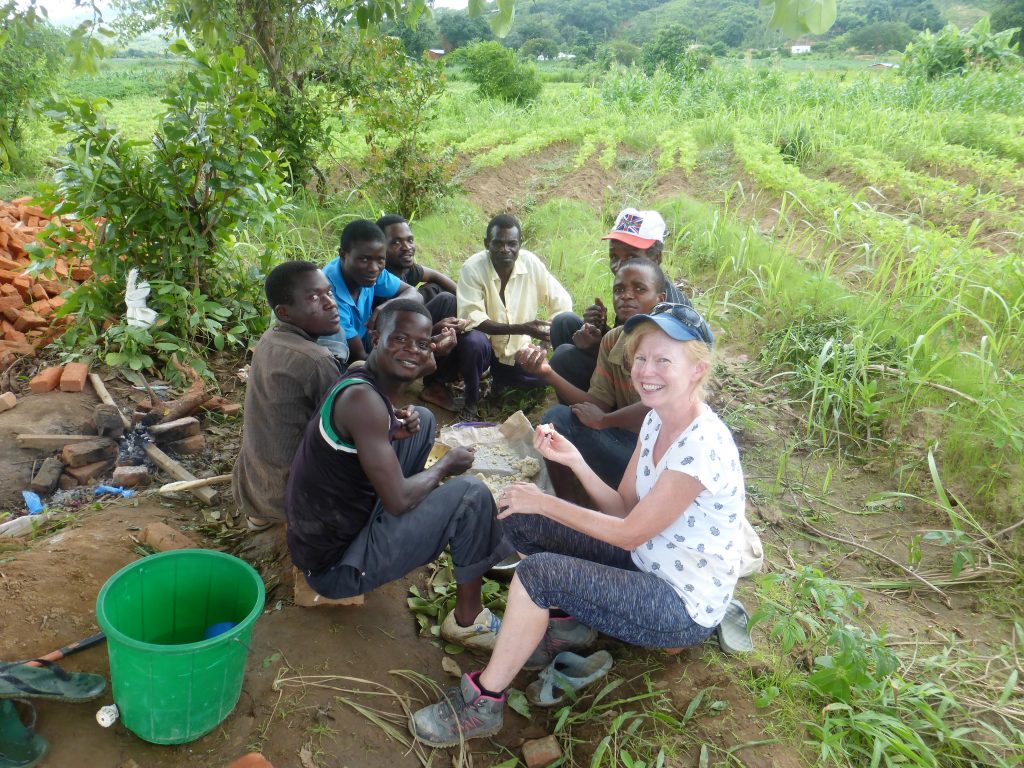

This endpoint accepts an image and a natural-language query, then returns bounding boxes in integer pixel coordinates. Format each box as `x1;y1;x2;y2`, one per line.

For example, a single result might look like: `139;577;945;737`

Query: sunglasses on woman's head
649;302;713;346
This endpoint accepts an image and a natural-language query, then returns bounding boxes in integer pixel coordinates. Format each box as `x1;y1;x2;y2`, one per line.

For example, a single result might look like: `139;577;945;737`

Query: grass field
4;55;1024;766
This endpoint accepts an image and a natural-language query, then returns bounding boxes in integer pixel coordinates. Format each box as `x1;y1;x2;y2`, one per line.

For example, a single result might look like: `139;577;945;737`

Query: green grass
7;54;1024;766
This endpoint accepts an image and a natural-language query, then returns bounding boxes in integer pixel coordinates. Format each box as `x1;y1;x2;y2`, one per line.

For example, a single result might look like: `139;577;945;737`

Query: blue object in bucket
203;622;237;640
22;491;45;516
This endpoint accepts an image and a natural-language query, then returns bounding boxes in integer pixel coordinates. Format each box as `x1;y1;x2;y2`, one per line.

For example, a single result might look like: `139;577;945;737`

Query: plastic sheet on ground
436;410;554;496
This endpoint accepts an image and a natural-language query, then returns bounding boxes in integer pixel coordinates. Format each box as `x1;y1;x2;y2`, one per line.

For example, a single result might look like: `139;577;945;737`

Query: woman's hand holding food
497;481;549;519
533;423;584;469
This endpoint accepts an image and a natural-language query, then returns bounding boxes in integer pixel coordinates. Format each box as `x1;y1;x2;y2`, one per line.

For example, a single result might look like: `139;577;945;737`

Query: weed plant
752;567;1024;767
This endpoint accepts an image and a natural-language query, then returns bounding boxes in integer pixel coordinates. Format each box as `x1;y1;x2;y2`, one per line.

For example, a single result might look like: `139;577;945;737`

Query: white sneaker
440;607;501;652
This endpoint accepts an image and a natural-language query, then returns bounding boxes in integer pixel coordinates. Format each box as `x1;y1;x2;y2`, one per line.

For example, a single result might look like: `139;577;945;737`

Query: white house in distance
791;44;812;55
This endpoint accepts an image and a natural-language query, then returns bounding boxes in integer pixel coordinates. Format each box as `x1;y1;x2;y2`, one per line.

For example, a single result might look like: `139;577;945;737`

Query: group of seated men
231;207;686;642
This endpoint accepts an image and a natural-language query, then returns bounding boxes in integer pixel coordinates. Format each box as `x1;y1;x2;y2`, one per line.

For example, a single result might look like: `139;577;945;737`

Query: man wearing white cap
548;208;690;393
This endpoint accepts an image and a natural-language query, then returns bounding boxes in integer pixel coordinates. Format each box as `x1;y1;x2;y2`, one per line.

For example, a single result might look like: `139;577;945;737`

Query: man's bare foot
420;381;456;412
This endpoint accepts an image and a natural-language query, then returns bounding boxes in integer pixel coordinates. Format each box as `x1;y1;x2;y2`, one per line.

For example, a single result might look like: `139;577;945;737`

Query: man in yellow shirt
450;214;573;418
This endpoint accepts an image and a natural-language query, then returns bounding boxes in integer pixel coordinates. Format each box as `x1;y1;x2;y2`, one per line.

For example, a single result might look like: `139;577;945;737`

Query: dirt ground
2;148;1018;767
0;375;814;768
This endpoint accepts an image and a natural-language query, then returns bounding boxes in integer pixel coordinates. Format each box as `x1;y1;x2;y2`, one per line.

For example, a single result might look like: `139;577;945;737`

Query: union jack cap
602;208;666;249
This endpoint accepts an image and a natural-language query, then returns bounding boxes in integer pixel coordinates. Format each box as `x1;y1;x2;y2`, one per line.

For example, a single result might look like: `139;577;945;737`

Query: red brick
70;266;93;282
149;416;200;443
37;279;61;296
53;258;69;278
29;365;64;393
167;434;206;455
0;269;17;283
30;283;48;302
2;322;27;344
60;437;117;467
48;295;66;310
28;299;52;316
59;361;89;392
14;310;47;332
0;255;20;270
223;753;272;765
225;755;275;768
29;457;65;494
200;396;242;416
522;736;562;768
12;276;32;301
140;522;199;552
64;458;114;484
58;473;79;490
1;306;19;323
0;391;16;412
0;340;33;357
112;465;150;488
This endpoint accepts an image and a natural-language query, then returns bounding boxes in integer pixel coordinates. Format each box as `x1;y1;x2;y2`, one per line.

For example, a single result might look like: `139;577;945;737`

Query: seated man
319;219;424;363
232;261;345;531
375;214;469;412
517;259;666;497
549;208;691;393
285;300;513;648
376;214;458;306
448;213;573;418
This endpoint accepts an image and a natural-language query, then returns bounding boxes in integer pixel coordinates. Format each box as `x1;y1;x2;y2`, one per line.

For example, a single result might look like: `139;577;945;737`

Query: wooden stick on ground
144;443;217;505
159;473;232;495
87;373;132;429
864;364;979;405
801;520;952;608
16;434;99;450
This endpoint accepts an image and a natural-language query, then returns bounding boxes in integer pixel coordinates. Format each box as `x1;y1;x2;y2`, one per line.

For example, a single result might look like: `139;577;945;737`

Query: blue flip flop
716;600;754;654
0;661;106;703
526;650;614;708
0;700;48;768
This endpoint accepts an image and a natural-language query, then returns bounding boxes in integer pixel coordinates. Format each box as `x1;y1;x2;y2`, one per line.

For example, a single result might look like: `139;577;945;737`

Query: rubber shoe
410;671;505;747
524;616;598;670
440;608;501;652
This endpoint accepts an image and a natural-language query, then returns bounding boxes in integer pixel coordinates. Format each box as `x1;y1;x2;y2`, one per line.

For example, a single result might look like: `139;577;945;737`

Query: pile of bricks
0;197;94;368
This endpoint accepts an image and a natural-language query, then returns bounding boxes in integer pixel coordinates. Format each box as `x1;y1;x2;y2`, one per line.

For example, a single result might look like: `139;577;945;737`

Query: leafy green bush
843;20;915;54
36;41;289;378
601;39;641;66
0;22;66;173
331;34;451;215
638;23;696;75
902;16;1021;80
458;41;542;104
520;37;558;60
990;0;1024;49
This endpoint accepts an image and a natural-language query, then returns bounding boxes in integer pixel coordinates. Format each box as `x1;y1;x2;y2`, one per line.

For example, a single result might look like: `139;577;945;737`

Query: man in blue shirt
320;219;424;362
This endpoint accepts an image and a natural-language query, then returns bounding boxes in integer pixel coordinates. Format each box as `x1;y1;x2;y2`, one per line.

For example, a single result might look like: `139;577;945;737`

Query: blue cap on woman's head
624;302;714;348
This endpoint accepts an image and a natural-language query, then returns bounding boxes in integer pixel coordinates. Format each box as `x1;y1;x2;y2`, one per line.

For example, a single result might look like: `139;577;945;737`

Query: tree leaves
467;0;516;38
763;0;838;37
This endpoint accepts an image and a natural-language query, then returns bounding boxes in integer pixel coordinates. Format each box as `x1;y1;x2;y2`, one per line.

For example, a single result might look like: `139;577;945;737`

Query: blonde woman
410;303;747;747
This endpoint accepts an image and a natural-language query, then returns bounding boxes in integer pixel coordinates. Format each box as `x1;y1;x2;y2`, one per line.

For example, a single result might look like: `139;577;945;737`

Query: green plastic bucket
96;549;265;745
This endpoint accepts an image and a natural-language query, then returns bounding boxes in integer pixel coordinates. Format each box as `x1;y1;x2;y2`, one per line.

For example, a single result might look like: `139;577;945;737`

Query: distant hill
931;1;993;28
